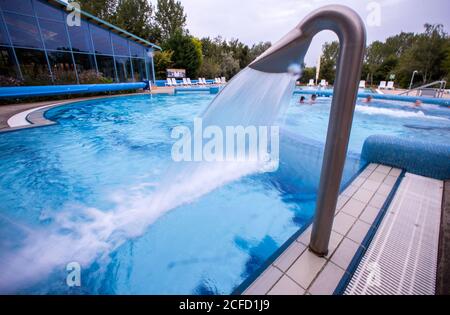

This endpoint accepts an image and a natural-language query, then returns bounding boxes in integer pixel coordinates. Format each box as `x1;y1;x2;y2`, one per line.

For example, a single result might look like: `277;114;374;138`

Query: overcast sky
149;0;450;66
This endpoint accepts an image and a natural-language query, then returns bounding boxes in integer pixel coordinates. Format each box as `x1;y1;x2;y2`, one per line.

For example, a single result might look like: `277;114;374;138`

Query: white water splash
356;105;448;120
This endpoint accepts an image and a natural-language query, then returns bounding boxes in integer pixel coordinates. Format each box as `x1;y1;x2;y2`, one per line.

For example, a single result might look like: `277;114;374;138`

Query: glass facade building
0;0;158;86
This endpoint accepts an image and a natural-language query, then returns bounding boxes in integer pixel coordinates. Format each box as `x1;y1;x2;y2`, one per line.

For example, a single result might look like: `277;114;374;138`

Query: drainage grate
345;173;443;295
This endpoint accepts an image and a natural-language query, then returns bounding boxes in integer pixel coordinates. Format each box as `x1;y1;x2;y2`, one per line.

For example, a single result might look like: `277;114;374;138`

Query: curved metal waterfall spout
249;5;366;256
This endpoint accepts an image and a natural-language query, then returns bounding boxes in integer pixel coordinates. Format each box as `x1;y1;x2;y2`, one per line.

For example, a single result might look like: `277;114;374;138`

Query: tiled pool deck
243;163;408;295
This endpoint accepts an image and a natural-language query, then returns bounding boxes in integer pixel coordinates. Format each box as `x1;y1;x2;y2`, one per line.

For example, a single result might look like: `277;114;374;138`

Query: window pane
0;46;20;85
131;58;146;81
14;48;51;85
91;25;112;55
73;53;97;84
34;0;65;21
47;51;77;84
68;23;93;53
112;33;129;56
39;19;70;51
129;42;144;58
0;0;33;15
96;55;115;81
0;13;10;46
115;56;132;82
3;12;43;49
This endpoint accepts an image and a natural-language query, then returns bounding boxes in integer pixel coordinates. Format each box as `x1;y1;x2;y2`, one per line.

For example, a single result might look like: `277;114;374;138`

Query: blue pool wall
0;82;148;99
362;135;450;180
294;88;450;107
277;129;364;195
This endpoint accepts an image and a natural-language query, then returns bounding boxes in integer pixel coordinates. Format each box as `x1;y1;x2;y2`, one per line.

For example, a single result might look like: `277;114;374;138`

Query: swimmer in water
310;94;317;104
299;96;306;104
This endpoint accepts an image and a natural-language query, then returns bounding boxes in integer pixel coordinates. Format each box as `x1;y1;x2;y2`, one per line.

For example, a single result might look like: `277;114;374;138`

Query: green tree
299;67;316;84
164;31;203;78
198;58;221;79
364;41;385;86
249;42;272;61
155;0;187;42
73;0;118;22
112;0;154;40
397;24;448;86
153;50;174;79
320;41;339;84
220;51;240;78
227;39;251;69
442;41;450;80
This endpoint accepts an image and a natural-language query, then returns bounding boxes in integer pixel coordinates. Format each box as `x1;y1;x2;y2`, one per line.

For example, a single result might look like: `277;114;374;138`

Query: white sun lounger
307;79;315;87
165;78;173;86
386;81;395;90
221;77;227;84
187;78;196;85
359;80;366;89
378;81;387;89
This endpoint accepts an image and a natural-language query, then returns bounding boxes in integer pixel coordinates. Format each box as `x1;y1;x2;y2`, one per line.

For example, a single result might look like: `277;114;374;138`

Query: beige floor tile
361;179;382;192
332;211;357;235
369;193;387;208
273;242;306;272
388;168;402;177
326;231;344;258
383;175;398;186
375;165;391;175
268;275;305;295
347;220;372;244
341;198;367;218
286;250;327;289
352;176;366;187
359;168;373;179
297;226;312;245
377;183;393;196
336;194;351;211
330;237;360;270
342;184;358;197
243;267;283;295
368;171;387;183
352;188;375;204
308;262;345;295
359;205;381;225
366;163;378;171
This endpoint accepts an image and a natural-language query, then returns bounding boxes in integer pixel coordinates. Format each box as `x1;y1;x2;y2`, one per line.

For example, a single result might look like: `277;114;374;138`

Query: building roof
47;0;162;50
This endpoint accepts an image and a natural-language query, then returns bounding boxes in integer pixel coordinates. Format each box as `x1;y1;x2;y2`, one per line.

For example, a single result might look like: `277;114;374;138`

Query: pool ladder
249;5;366;256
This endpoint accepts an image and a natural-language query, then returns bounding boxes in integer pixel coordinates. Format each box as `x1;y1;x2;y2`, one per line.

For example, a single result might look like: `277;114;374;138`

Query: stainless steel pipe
249;5;366;256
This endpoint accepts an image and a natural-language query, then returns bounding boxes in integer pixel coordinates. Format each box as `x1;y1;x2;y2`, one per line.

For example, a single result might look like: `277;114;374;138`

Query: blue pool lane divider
294;88;450;107
0;82;148;99
361;135;450;180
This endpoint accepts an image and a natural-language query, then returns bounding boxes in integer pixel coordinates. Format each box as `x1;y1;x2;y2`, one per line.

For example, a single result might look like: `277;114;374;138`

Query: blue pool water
0;93;448;294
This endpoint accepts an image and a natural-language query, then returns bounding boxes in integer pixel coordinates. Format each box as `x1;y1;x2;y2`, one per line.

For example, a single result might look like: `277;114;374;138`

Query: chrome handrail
400;80;447;98
249;5;366;256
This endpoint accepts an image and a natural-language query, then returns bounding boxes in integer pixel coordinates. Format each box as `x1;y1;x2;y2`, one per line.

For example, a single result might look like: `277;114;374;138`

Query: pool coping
0;92;152;133
239;163;405;295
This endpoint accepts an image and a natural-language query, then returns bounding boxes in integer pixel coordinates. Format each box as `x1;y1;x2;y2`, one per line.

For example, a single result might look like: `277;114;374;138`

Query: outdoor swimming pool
0;93;449;294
